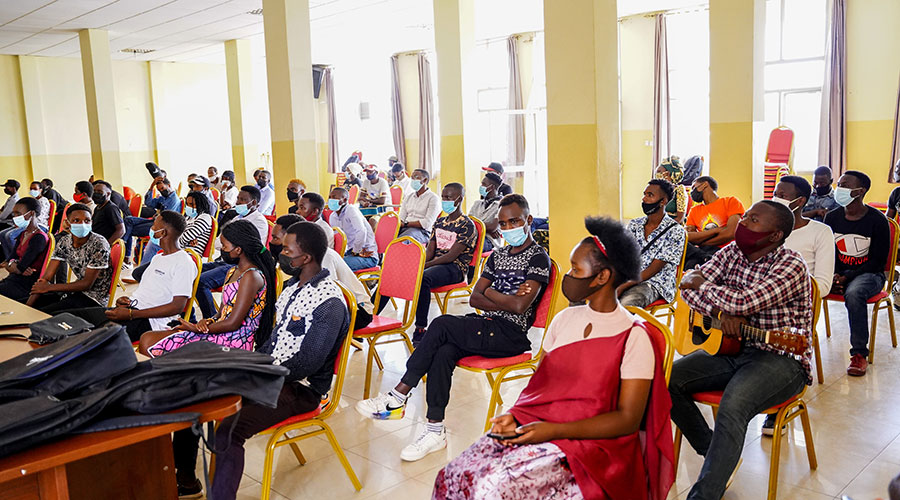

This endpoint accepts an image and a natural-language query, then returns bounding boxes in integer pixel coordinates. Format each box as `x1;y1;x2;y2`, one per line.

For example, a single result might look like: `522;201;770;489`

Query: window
763;0;827;173
666;9;710;167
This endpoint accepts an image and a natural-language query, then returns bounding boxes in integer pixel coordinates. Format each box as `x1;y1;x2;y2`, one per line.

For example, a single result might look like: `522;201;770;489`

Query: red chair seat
692;390;800;410
431;281;467;293
354;267;380;275
458;353;532;370
354;315;403;336
824;290;889;304
266;406;322;430
647;298;668;308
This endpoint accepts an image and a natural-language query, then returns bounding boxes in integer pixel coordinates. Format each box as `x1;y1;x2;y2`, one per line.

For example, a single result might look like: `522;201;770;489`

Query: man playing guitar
669;200;812;500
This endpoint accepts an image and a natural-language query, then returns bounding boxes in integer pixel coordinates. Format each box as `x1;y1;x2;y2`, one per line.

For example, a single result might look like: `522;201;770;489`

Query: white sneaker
355;392;406;420
400;428;447;462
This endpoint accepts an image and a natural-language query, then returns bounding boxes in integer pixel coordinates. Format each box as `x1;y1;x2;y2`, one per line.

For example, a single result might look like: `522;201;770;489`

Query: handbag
28;313;93;345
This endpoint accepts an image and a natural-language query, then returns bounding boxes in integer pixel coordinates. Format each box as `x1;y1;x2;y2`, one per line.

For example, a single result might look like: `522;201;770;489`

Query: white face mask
771;195;801;212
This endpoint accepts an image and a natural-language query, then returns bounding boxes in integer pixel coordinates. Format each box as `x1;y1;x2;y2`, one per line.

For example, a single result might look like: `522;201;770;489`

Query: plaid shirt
682;243;813;385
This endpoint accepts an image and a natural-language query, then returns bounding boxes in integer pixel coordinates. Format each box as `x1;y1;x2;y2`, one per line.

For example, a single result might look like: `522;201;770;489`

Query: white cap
347;163;363;176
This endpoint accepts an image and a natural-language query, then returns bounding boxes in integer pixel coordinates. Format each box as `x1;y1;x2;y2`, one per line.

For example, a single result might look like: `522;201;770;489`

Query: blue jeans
843;272;886;357
400;227;430;245
123;216;154;258
195;261;234;319
669;348;806;500
139;241;162;266
342;254;378;271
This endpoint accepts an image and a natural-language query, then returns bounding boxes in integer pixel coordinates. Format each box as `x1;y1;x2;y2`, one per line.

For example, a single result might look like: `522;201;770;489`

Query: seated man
803;166;839;222
72;180;96;213
328;187;378;271
195;186;268;319
376;183;477;344
824;170;890;376
356;194;551;462
683;176;744;269
192;221;349;500
28;181;51;228
286;178;306;214
669;200;811;500
218;170;238;211
390;162;411;193
468;172;504;252
93;179;129;217
74;210;198;342
39;178;68;231
27;203;113;312
342;163;363;188
397;169;441;245
189;175;219;214
271;214;373;331
0;198;49;301
255;170;276;216
360;165;390;208
620;179;686;308
90;180;125;246
0;179;19;228
296;192;334;249
123;176;179;263
482;162;513;197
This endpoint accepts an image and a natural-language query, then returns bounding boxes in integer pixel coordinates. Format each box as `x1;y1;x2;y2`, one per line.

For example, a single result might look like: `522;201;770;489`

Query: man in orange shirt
684;176;745;269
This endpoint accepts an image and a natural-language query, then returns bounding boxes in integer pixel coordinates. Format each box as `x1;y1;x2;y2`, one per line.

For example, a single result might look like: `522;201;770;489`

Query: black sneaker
761;414;786;436
177;478;203;499
412;327;427;348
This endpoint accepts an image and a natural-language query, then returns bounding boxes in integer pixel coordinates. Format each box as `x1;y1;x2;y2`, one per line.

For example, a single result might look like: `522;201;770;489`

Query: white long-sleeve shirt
784;219;835;296
398;188;440;234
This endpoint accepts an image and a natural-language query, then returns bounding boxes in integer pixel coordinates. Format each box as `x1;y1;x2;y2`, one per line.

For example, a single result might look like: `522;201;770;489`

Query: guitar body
673;294;742;356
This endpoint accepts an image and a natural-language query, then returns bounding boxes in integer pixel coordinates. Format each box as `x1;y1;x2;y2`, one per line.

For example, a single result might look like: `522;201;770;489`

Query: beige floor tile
236;480;291;500
361;478;435;500
721;470;838;499
838;458;900;499
267;451;406;500
347;422;470;479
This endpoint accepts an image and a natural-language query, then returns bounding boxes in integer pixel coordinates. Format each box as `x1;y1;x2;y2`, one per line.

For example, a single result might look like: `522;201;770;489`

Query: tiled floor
118;281;900;499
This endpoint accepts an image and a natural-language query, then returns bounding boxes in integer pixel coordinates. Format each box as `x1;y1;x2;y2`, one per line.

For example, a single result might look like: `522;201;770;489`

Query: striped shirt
179;213;213;255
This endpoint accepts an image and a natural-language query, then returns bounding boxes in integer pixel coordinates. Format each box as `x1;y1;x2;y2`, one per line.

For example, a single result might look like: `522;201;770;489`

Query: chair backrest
674;229;689;286
321;282;357;420
129;194;142;217
627;307;676;385
810;277;821;332
333;227;347;256
348;185;359;204
266;220;275;247
46;199;57;232
176;181;183;197
766;126;794;165
202;217;218;261
322;208;332;224
179;198;186;215
60;203;70;225
122;186;136;201
184;248;203;319
884;218;900;288
374;237;426;328
210;187;220;202
532;259;561;330
389;185;403;206
107;239;125;307
374;212;401;254
40;232;56;277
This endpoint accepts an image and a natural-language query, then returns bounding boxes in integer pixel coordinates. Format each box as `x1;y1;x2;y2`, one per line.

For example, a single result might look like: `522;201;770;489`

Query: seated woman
0;198;49;302
131;191;214;282
138;219;276;356
27;203;113;312
433;216;674;500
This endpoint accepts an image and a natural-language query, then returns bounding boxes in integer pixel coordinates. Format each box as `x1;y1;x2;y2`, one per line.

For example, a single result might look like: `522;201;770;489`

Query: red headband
592;236;608;258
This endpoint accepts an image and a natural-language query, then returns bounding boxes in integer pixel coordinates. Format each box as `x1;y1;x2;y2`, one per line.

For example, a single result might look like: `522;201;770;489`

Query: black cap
482;162;503;175
221;170;235;181
484;172;502;186
2;179;20;189
391;162;406;173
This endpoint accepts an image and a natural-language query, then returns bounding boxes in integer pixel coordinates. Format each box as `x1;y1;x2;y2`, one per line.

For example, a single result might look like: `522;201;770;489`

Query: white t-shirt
542;304;655;380
784;219;835;296
315;216;335;249
132;250;198;331
362;178;390;203
322;248;374;314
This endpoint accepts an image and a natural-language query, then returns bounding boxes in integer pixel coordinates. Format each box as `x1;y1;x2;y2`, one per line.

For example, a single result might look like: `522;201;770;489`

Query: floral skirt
148;330;254;357
432;436;582;499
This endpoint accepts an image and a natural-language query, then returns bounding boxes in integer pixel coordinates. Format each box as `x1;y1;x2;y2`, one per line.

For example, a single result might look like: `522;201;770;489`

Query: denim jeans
195;261;234;319
139;241;162;266
399;227;431;245
123;216;154;258
842;272;886;358
342;254;378;271
669;348;806;500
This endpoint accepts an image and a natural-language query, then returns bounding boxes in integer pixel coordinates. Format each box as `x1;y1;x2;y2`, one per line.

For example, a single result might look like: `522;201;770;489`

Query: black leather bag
27;312;94;345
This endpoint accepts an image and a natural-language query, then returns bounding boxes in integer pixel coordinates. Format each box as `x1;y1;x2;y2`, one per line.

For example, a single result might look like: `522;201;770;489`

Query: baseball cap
190;175;211;188
484;172;503;186
482;162;504;175
2;179;20;190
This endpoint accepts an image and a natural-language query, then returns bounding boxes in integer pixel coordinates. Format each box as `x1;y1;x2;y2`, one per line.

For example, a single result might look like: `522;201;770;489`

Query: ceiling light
120;48;155;54
247;8;263;15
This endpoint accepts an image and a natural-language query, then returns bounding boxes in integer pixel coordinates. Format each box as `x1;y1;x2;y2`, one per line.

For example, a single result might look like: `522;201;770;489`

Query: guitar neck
738;323;770;344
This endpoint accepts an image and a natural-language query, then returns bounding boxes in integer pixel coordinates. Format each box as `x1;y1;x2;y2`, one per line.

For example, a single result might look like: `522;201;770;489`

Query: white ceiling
0;0;704;65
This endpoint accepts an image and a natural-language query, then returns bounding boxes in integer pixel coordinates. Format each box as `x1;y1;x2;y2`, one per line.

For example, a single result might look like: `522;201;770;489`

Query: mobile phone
167;319;181;328
486;432;523;441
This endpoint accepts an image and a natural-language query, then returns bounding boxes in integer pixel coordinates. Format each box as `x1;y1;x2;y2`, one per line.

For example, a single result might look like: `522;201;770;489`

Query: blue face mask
327;198;342;211
834;187;857;207
441;200;458;214
234;203;250;216
70;223;91;238
410;179;423;191
12;214;29;229
479;186;488;197
184;206;197;219
502;226;528;247
149;228;162;246
29;189;40;198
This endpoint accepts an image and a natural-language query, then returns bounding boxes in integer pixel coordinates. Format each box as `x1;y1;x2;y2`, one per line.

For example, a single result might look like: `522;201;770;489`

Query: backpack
681;155;704;186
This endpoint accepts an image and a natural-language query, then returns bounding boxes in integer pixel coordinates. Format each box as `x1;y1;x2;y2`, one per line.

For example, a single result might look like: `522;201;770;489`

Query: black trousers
0;273;39;302
400;314;531;421
684;243;721;270
354;304;373;331
32;291;101;314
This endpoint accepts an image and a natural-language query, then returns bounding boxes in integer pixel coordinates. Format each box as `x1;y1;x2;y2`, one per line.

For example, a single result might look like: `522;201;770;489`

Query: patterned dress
149;267;266;356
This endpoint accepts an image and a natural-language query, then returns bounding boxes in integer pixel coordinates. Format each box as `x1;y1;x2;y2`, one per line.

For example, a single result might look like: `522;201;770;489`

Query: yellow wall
846;0;900;204
0;55;32;191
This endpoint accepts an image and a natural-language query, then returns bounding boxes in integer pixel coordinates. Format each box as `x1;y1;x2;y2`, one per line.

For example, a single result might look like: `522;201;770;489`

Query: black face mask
159;189;170;197
561;273;604;303
287;190;299;202
222;249;241;265
641;200;662;215
257;179;268;188
815;185;831;196
690;188;704;203
278;253;303;277
269;243;283;258
91;193;107;205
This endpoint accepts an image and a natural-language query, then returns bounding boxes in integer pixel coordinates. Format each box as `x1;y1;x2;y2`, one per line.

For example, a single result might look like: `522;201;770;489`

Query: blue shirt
803;187;839;222
144;189;180;213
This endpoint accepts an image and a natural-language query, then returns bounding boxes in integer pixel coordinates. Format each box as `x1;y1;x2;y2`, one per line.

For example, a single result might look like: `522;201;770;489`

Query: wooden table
0;297;242;500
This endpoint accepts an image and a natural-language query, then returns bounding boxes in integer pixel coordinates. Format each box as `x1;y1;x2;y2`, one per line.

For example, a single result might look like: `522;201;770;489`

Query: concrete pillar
224;39;257;186
79;29;123;188
18;56;47;182
262;0;318;212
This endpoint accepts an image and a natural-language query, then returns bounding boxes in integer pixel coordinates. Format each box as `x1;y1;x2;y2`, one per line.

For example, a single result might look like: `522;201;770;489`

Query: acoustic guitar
672;295;809;356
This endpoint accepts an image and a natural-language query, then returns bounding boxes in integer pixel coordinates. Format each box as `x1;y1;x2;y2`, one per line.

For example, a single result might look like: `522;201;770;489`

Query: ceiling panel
4;0;113;30
0;0;57;27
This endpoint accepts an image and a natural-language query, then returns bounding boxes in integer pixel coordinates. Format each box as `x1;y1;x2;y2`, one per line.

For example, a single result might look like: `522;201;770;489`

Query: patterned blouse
626;215;686;303
430;214;477;276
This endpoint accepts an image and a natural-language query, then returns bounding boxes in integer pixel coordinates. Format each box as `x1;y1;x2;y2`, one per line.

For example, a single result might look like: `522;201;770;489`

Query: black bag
145;161;163;179
681;155;704;186
28;312;94;345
